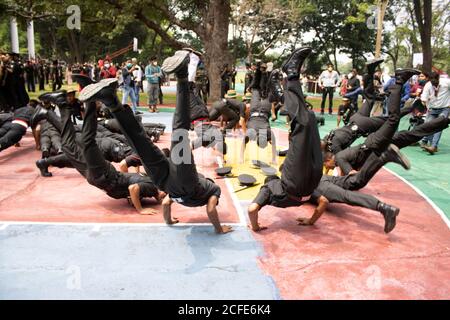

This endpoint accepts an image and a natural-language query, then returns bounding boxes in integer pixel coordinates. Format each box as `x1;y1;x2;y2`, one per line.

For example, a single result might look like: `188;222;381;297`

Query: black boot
366;58;384;75
161;50;190;78
378;202;400;233
78;78;120;109
268;69;283;100
72;73;96;90
38;90;68;106
380;144;411;170
36;159;52;177
395;68;421;85
41;149;50;159
281;47;312;80
30;105;49;128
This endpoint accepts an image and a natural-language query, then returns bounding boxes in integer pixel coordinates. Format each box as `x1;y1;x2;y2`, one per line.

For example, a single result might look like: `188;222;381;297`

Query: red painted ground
0;132;240;224
253;169;450;299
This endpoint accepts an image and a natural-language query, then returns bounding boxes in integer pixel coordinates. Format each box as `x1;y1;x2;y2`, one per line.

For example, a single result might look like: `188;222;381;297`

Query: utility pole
375;0;389;58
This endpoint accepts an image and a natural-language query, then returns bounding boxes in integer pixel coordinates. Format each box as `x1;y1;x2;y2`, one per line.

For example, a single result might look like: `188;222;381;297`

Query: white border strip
383;167;450;229
217;156;247;226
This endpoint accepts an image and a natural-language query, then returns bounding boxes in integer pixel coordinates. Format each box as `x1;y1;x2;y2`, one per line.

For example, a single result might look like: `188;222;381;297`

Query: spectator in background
346;69;360;109
410;71;429;99
340;74;348;96
220;63;231;98
99;58;117;79
420;72;450;154
145;56;162;113
132;58;143;107
121;59;140;114
319;63;340;115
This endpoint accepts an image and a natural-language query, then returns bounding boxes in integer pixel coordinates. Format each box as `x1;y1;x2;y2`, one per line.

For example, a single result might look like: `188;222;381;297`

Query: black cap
238;174;256;186
215;167;232;176
251;160;270;168
261;166;277;176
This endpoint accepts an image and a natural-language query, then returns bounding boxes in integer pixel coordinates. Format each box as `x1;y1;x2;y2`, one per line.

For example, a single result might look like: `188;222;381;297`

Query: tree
231;0;312;63
413;0;432;73
102;0;232;101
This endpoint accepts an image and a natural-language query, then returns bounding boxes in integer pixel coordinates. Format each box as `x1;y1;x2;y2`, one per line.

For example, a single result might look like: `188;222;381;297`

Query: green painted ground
271;107;450;220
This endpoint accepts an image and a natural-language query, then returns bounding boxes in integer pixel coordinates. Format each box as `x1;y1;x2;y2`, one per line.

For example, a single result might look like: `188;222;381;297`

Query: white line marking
383;167;450;229
0;221;245;228
217;156;247;226
0;224;9;230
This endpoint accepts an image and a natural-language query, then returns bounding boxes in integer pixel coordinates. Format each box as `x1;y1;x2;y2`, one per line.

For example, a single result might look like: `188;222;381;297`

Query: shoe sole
281;47;312;74
162;50;190;74
79;78;118;102
384;207;399;233
389;144;411;170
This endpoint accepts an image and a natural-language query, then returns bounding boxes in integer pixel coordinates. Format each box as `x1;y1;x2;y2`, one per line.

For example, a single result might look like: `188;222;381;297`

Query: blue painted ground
0;225;279;299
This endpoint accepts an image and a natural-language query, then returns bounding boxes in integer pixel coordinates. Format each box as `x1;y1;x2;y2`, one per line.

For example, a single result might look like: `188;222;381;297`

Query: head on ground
323;151;336;171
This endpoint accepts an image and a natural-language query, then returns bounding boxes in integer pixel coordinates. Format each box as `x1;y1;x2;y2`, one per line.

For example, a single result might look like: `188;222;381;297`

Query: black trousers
27;77;35;92
110;77;201;197
0;120;12;137
45;153;74;168
280;78;323;197
209;102;239;130
81;102;124;190
316;177;380;210
320;87;334;113
329;152;385;191
336;115;449;174
361;83;402;154
50;106;88;177
0;123;26;152
40;129;62;154
192;123;226;154
52;80;62;92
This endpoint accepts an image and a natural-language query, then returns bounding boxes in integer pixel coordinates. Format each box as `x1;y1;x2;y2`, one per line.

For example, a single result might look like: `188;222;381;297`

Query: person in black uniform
33;89;164;215
240;63;277;165
244;62;256;93
37;60;45;91
67;90;84;124
185;52;226;157
0;103;37;152
336;115;450;175
39;118;63;158
77;51;232;234
25;60;36;92
298;167;401;234
209;90;246;133
247;47;323;232
52;60;63;91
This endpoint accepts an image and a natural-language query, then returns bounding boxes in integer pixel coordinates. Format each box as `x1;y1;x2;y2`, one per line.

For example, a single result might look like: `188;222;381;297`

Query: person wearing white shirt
319;63;340;115
420;72;450;154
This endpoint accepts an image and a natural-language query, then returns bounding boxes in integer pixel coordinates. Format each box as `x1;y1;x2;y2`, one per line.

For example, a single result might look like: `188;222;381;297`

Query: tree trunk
413;0;433;73
202;0;231;101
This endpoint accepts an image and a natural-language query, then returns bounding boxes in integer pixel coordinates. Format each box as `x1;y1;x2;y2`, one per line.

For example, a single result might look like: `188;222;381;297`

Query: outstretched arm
297;195;329;226
162;195;178;224
206;195;233;234
128;184;157;215
248;202;267;232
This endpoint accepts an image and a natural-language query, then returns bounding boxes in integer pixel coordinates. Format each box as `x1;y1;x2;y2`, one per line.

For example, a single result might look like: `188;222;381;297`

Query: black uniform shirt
253;179;303;208
169;176;221;208
13;105;34;124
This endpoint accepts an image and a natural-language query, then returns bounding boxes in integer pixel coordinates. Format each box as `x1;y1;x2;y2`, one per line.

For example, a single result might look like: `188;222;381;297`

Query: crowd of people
1;46;449;235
